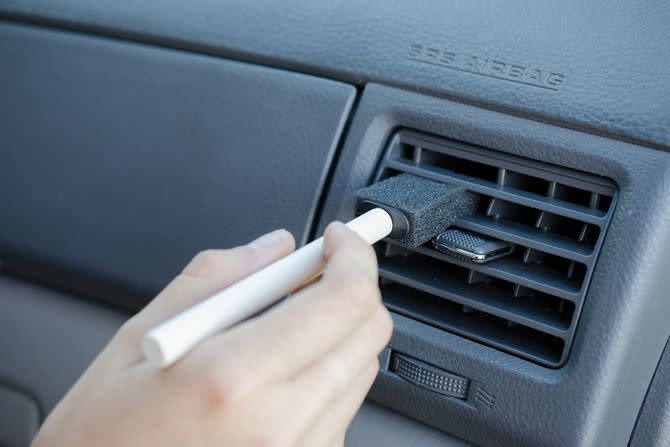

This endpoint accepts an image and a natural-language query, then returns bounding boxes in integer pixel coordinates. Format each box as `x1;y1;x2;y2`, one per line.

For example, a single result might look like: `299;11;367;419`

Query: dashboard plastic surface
2;0;669;150
1;2;670;446
0;23;354;308
317;84;670;446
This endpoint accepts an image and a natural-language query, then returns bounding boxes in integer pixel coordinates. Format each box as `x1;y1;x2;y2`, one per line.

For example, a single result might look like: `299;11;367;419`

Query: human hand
32;222;393;447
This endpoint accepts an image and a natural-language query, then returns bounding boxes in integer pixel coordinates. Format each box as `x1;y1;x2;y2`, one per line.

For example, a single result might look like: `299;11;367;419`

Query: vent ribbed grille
375;131;617;367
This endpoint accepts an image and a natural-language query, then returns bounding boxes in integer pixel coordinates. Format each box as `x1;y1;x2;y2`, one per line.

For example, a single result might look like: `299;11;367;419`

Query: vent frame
374;130;618;368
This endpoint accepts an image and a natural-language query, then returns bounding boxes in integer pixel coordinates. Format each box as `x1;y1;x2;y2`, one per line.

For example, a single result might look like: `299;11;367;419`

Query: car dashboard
1;1;669;446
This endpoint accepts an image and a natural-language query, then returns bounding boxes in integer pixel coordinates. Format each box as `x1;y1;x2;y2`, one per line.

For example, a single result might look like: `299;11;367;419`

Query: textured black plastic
1;0;669;149
390;353;470;400
355;174;479;248
317;84;670;446
371;131;617;368
0;3;668;444
0;23;354;310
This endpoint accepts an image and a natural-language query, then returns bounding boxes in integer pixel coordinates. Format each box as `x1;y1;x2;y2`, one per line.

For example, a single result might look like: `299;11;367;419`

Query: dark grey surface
346;401;472;447
629;339;670;447
0;4;669;445
355;173;478;248
317;84;670;446
0;276;125;415
1;1;669;149
372;130;617;368
0;386;40;447
0;23;354;308
0;275;465;447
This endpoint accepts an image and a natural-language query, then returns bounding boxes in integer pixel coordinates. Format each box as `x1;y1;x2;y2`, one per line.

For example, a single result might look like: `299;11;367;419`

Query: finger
179;222;383;396
218;307;389;439
331;433;346;447
282;306;390;400
224;359;379;447
114;229;295;364
134;229;295;333
153;300;388;447
297;360;379;447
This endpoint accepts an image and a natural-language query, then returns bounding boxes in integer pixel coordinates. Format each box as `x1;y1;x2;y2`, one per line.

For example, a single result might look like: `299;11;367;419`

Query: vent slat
408;244;582;301
379;262;572;335
396;132;616;196
374;130;617;367
456;215;593;262
383;282;565;365
386;159;607;225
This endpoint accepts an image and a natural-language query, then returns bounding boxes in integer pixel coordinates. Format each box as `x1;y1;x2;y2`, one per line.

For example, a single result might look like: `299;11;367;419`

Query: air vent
374;131;617;367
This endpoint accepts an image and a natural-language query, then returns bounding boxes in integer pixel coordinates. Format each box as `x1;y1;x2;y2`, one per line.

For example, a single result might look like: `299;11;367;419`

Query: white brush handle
143;208;393;368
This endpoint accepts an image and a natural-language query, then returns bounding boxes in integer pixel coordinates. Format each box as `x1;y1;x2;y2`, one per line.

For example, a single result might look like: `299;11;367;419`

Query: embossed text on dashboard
407;44;564;91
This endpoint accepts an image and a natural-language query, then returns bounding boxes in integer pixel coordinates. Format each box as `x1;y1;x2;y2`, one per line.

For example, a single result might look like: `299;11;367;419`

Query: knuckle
199;367;242;411
185;249;223;277
378;308;394;343
366;358;381;382
185;247;255;277
359;242;378;264
114;316;141;344
370;282;383;304
370;357;381;375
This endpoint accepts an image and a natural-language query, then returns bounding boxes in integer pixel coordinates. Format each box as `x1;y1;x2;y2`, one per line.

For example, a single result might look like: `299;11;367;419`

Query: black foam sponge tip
355;173;479;248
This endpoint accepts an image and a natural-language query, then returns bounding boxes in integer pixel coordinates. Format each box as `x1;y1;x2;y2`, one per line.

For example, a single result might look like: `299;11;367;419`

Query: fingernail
248;229;290;250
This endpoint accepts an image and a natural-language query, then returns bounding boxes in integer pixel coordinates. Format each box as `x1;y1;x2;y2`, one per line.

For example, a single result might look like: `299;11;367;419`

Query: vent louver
375;131;617;367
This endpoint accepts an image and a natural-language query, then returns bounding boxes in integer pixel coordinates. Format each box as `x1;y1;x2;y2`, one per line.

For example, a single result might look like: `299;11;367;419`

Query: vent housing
375;131;617;367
